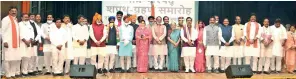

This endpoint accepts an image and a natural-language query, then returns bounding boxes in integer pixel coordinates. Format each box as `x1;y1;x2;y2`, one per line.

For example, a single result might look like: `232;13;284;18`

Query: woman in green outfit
167;22;181;72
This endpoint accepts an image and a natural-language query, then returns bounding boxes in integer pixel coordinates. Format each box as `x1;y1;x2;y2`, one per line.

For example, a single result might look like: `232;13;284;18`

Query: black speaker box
225;65;253;78
69;65;97;79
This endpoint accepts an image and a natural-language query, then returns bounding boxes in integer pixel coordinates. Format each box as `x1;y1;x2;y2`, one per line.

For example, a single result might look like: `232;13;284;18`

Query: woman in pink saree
285;25;296;74
194;21;206;73
136;20;152;72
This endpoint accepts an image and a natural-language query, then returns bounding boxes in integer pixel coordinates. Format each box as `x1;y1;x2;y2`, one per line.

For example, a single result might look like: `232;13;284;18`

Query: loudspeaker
225;65;253;78
69;65;97;79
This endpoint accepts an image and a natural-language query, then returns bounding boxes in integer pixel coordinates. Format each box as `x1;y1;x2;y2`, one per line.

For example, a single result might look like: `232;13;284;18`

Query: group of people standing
2;6;296;79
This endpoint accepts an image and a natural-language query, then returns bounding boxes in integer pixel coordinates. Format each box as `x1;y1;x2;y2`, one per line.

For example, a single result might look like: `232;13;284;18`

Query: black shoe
102;68;108;73
263;71;270;74
15;75;22;78
214;69;219;73
115;68;121;71
109;69;115;73
293;70;296;72
163;67;167;71
28;72;36;76
44;72;51;75
98;69;102;74
120;70;125;73
127;69;132;73
149;68;154;71
257;71;262;74
206;69;212;73
220;70;225;73
58;73;64;76
22;74;29;77
53;74;58;76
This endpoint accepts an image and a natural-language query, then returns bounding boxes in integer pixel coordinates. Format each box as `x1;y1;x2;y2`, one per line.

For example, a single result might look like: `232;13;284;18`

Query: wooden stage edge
2;73;296;79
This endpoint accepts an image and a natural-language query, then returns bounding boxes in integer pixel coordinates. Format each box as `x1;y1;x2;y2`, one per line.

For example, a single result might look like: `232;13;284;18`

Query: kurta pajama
50;27;67;74
270;25;287;71
72;24;89;65
232;24;245;65
181;25;197;72
219;25;235;70
118;24;134;70
152;24;168;70
243;22;262;71
62;23;74;74
203;24;221;70
135;26;152;72
258;26;273;72
2;15;21;77
105;24;119;70
89;23;108;69
19;21;35;74
41;22;56;73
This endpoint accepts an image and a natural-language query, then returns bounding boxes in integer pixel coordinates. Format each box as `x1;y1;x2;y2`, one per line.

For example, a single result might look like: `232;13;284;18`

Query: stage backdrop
102;1;196;25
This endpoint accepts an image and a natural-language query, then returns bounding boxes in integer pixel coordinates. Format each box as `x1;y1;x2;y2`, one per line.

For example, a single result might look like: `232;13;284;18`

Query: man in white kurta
28;13;43;75
2;7;21;78
41;14;56;74
232;16;244;65
258;18;273;74
72;16;89;65
50;19;67;75
203;17;221;73
180;17;197;73
219;18;235;72
243;14;262;73
19;14;35;76
270;19;287;73
61;15;74;74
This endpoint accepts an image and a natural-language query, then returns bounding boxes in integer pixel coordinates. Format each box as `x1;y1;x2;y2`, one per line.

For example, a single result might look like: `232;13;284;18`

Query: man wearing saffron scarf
243;13;262;73
2;6;21;78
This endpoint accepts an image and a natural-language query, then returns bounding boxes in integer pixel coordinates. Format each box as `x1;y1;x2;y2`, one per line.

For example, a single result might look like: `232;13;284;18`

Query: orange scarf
8;15;18;48
246;22;259;48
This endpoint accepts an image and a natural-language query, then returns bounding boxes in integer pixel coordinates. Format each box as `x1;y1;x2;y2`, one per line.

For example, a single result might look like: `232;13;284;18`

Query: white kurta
72;24;89;57
2;16;21;60
219;27;235;57
50;27;67;51
180;25;198;57
271;25;287;57
243;22;262;57
63;23;74;59
41;22;56;53
232;24;245;58
19;21;35;57
260;26;273;57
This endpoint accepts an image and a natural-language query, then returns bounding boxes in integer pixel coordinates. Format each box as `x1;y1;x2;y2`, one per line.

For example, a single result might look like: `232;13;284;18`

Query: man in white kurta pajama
270;19;287;73
243;14;262;73
61;15;74;74
19;14;35;76
72;16;89;65
232;16;244;65
204;17;221;73
41;14;56;74
50;19;67;76
2;7;21;78
258;18;273;74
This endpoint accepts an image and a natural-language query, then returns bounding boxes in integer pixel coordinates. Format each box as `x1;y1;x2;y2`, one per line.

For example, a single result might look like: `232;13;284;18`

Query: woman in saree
285;25;296;74
194;20;206;73
167;22;181;72
136;20;152;72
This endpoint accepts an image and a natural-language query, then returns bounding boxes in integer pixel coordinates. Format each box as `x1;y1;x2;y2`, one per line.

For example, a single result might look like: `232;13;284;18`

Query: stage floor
3;73;296;79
